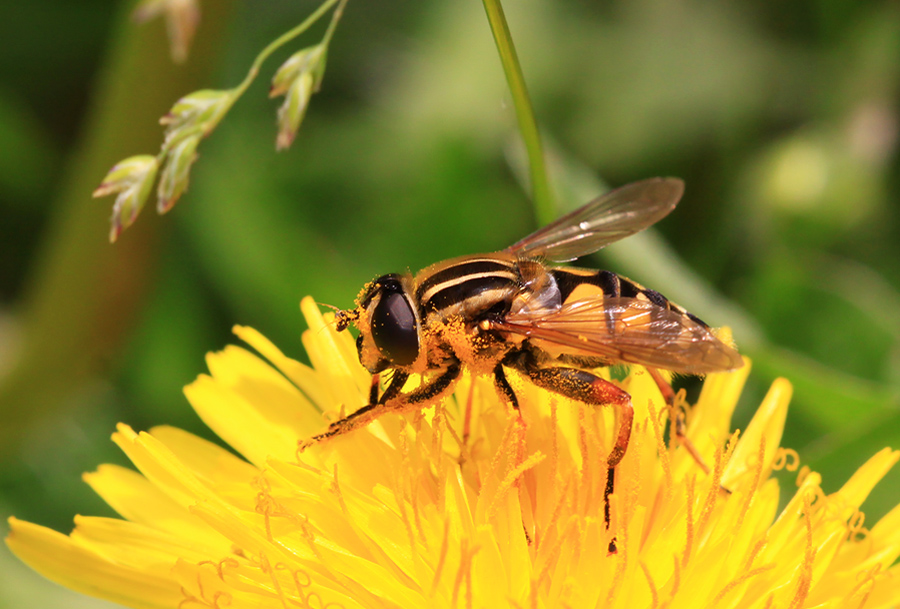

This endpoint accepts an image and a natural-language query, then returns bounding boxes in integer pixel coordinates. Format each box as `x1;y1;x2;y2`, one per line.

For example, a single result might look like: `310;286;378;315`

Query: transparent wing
494;295;743;374
506;177;685;262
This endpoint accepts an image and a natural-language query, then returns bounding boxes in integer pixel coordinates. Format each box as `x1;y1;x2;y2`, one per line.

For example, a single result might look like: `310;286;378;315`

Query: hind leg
519;366;633;468
505;357;632;546
646;367;711;475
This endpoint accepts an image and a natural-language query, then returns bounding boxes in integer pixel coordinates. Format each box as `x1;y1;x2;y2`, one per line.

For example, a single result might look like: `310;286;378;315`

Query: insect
303;178;743;482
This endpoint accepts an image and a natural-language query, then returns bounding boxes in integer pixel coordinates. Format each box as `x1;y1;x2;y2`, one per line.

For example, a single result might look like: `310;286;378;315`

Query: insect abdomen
550;268;709;327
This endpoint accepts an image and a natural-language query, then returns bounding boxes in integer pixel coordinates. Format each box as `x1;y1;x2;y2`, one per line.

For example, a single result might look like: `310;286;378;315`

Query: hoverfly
304;178;742;482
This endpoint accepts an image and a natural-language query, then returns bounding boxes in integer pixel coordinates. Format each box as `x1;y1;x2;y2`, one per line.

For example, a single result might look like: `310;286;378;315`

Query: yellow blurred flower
7;297;900;608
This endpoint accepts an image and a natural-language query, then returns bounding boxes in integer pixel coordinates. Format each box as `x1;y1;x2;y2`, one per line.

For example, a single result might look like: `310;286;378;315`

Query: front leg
299;362;463;450
298;371;410;450
646;366;711;476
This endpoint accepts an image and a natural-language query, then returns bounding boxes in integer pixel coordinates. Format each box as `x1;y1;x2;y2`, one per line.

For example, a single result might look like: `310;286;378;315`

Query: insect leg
518;366;634;468
462;380;476;446
512;361;630;552
646;367;711;476
298;371;411;450
368;373;381;407
301;361;465;451
400;361;462;406
492;363;520;411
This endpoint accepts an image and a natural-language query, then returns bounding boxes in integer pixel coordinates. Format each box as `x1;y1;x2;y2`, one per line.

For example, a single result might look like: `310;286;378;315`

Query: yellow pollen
543;476;571;553
723;429;740;465
254;486;277;541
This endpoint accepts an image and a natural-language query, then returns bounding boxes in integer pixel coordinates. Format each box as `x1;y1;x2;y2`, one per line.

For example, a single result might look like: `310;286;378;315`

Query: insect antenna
316;301;359;332
316;301;342;314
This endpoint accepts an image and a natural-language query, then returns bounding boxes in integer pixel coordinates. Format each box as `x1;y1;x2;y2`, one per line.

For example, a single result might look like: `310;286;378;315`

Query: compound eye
371;290;419;366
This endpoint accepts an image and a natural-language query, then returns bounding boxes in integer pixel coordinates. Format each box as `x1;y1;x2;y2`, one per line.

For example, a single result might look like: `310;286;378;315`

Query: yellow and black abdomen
550;267;710;328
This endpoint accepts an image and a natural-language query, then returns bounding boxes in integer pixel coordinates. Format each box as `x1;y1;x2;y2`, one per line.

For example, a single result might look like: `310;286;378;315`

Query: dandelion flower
7;296;900;608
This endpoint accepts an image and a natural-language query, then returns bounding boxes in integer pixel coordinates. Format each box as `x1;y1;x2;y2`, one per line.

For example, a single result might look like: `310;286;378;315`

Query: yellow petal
233;324;330;413
722;376;791;489
184;374;300;466
830;447;899;518
83;464;230;554
9;319;900;609
6;517;181;609
300;296;369;412
205;344;321;435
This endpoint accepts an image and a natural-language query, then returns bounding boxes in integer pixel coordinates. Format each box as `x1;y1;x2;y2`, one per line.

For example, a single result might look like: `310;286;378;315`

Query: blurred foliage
1;0;899;605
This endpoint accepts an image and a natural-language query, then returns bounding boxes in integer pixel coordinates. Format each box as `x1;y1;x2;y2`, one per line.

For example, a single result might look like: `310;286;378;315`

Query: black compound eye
370;287;419;366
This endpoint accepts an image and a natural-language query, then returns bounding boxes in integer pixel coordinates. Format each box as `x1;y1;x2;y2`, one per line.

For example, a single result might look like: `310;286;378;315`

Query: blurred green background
1;1;899;606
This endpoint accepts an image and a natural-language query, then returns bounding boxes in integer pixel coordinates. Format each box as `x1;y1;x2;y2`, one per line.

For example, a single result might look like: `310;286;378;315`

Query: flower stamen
487;451;546;521
773;447;801;471
451;538;480;609
788;494;817;609
663;553;682;607
733;436;767;534
682;475;696;568
646;400;674;499
846;563;881;608
711;563;777;605
605;495;629;606
640;560;659;609
430;519;451;597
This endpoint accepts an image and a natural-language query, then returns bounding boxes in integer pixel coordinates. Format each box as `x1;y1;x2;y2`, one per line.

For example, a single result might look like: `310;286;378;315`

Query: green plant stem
482;0;554;224
154;0;345;162
234;0;341;97
321;0;349;48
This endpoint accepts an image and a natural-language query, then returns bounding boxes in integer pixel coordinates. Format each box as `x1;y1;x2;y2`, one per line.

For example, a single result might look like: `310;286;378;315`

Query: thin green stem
322;0;349;48
234;0;341;97
155;0;344;158
481;0;554;224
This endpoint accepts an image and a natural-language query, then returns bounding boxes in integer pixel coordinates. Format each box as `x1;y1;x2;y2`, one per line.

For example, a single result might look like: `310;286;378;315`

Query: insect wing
496;296;743;374
506;177;685;262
